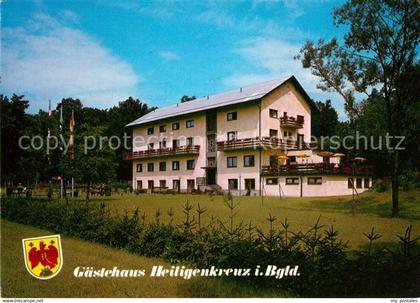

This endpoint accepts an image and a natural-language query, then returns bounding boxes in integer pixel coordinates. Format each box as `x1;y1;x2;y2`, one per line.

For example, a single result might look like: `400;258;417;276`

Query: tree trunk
86;181;90;201
391;150;399;217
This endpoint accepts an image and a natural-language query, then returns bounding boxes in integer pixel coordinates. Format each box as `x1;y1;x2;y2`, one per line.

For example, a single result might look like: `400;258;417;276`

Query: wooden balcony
261;163;374;176
280;115;304;129
217;136;314;151
123;145;200;160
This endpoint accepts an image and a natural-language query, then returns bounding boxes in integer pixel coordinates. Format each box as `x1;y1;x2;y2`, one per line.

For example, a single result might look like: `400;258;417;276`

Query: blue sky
2;0;348;118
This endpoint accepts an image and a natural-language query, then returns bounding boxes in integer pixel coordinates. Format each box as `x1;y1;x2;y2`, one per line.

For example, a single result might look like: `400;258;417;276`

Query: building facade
126;76;372;197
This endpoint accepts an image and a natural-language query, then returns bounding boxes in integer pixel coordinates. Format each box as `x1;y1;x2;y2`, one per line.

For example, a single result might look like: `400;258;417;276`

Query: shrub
1;196;418;297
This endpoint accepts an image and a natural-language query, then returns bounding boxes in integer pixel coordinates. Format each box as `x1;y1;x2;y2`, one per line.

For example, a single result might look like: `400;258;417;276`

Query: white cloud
1;12;142;110
196;9;305;39
159;50;180;62
222;37;346;119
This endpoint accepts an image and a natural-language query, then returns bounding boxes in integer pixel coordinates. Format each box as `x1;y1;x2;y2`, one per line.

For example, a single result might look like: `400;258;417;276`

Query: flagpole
60;103;64;200
71;177;74;198
69;109;75;199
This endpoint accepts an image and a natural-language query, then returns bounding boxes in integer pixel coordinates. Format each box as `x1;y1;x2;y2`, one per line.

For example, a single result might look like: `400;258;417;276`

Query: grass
86;189;420;250
0;220;286;298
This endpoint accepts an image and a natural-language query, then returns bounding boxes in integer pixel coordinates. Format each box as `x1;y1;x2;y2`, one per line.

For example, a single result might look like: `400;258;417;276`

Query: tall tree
296;0;420;216
0;94;30;185
312;100;339;137
107;97;154;181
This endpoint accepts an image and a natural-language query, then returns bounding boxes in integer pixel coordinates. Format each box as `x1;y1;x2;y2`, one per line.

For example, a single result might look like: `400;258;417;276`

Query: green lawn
87;189;420;249
1;220;286;298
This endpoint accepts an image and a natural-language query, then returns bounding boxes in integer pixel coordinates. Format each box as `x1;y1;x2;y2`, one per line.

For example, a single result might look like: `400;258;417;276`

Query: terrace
261;162;374;176
280;115;304;129
217;136;314;151
123;145;200;160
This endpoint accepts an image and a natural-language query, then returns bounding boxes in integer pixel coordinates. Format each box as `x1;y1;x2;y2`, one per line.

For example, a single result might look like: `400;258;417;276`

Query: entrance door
172;180;180;193
206;168;217;185
187;179;195;193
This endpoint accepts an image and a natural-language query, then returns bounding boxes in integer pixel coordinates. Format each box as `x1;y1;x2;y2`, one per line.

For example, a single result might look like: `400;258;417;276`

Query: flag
69;110;75;160
48;100;52;118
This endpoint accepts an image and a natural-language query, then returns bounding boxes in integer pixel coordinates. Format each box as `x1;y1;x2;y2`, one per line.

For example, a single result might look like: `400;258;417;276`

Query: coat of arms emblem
22;235;63;279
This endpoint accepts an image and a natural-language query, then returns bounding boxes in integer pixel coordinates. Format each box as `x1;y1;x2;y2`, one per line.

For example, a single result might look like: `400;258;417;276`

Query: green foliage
0;95;154;187
311;100;339;137
1;196;419;297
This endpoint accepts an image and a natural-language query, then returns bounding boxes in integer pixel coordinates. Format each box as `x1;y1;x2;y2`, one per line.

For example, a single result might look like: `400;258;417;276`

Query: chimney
240;87;243;93
206;96;209;100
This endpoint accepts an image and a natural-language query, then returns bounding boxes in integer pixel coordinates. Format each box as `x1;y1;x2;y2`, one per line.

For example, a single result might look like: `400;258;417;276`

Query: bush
1;197;419;297
374;179;388;192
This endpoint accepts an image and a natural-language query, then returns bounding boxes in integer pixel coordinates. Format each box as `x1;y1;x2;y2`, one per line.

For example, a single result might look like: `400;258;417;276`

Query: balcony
217;136;314;151
123;145;200;160
261;163;374;176
280;115;304;129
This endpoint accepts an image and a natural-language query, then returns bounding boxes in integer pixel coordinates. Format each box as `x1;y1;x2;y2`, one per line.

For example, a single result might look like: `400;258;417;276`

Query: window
148;180;154;189
308;177;323;185
159;140;166;149
147;163;154;172
283;131;288;137
227;112;237;121
348;178;354;189
186;120;194;128
147;127;154;135
172;161;180;171
187;159;195;170
186;137;194;146
136;163;143;173
148;143;154;150
172;139;180;149
266;178;278;185
286;177;299;185
159;125;166;133
245;179;255;190
297;115;304;123
172;122;180;130
227;131;237;141
269;109;278;118
136;180;143;189
364;178;370;188
290;156;296;163
159;180;166;188
356;178;362;188
228;179;238;190
159;162;166;171
227;156;237;168
269;129;278;138
244;155;255;167
173;179;180;191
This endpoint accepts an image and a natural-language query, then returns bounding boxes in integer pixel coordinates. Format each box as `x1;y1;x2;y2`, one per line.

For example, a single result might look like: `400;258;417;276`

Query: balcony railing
261;163;374;176
123;145;200;160
217;136;314;151
280;115;304;129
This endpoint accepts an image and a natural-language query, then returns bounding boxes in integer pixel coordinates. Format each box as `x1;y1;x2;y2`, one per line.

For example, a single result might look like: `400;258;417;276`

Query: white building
126;76;372;197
